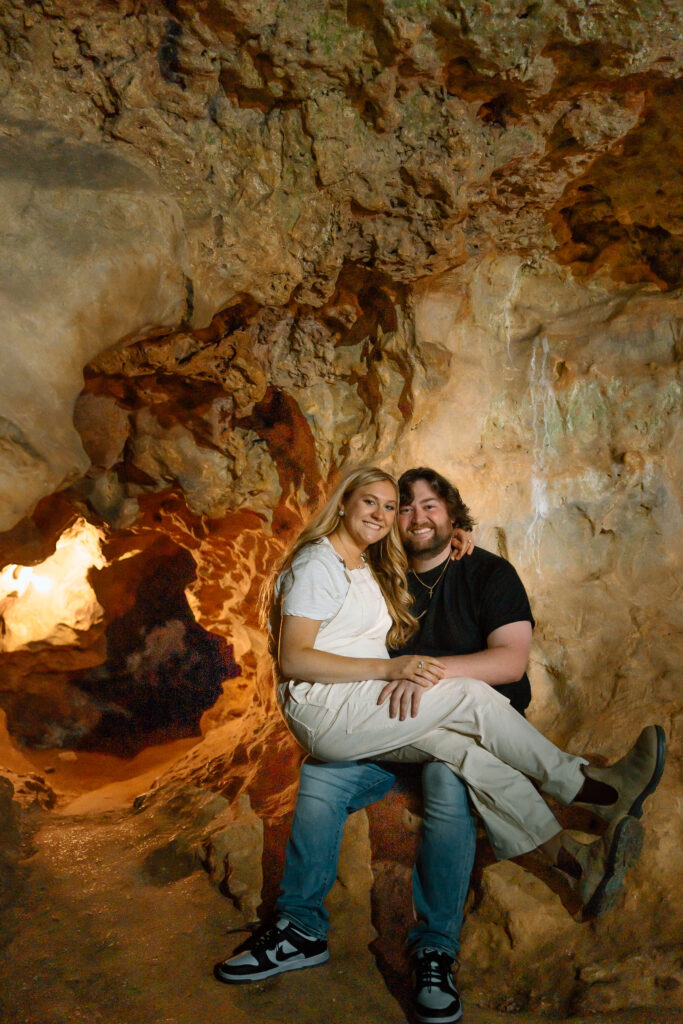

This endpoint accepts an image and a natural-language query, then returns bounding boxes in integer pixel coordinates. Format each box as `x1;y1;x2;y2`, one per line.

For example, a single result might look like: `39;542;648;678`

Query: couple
214;465;665;1024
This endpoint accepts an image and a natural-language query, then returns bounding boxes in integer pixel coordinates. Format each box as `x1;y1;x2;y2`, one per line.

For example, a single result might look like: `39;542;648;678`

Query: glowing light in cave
0;519;107;652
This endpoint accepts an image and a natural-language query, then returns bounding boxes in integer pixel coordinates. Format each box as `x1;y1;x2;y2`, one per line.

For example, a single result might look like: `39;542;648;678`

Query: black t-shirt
395;546;534;713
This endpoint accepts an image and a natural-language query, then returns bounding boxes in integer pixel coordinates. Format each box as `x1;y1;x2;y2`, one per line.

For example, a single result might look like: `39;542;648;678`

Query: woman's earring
339;508;345;517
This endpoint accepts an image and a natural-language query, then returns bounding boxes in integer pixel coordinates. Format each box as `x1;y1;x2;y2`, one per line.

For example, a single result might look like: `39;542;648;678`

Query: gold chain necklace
410;556;450;598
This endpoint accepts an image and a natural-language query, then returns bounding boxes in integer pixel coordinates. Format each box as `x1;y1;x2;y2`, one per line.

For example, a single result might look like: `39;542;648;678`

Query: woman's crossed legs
283;675;586;859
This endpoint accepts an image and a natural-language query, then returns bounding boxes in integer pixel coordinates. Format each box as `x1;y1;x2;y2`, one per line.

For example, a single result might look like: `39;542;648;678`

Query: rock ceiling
0;0;680;527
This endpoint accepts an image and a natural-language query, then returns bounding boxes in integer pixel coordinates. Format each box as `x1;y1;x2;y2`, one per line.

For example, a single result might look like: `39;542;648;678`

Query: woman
266;465;662;907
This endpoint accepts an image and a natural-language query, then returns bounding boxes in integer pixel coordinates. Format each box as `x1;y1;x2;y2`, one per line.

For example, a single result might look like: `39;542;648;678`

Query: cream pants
282;676;587;860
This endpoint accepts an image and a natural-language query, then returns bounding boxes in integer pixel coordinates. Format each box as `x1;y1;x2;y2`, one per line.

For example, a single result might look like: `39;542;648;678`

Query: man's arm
378;621;532;719
437;620;532;685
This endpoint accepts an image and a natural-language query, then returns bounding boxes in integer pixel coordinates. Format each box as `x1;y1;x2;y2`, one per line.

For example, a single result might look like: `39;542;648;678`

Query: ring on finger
417;660;424;669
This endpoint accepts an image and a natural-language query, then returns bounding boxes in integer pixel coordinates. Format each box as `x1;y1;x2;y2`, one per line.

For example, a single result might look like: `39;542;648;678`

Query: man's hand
450;528;474;561
378;678;433;720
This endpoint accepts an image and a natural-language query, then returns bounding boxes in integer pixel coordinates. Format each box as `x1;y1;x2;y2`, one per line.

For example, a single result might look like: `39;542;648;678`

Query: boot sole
582;815;644;920
627;725;666;819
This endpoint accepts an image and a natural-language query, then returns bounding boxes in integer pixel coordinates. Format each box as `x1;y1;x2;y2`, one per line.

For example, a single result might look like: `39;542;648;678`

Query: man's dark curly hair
398;467;476;531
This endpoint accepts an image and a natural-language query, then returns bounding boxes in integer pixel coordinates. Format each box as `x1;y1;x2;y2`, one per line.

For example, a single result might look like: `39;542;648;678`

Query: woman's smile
337;480;397;555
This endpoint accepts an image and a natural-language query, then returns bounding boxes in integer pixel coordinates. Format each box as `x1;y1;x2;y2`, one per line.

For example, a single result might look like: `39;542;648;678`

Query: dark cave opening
76;547;241;756
0;533;241;758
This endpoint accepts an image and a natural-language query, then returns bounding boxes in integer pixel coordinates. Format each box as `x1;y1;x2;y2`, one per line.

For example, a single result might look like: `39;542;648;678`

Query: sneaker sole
213;950;330;985
582;815;644;920
627;725;666;819
414;1006;463;1024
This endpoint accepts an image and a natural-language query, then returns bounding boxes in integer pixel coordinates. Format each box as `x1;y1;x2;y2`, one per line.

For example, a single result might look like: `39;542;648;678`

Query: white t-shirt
276;538;392;708
277;536;351;627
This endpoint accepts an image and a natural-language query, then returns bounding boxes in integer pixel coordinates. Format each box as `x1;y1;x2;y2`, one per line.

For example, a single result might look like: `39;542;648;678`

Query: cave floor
0;747;678;1024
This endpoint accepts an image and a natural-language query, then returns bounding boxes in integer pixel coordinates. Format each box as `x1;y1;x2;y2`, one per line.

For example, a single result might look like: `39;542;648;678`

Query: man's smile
406;524;440;545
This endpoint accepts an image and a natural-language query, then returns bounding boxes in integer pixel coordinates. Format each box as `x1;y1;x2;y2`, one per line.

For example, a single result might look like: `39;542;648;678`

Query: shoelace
239;924;286;954
415;952;452;991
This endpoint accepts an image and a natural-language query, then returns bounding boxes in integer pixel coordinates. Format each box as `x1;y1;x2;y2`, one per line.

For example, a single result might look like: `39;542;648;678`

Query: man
379;467;534;722
214;468;664;1024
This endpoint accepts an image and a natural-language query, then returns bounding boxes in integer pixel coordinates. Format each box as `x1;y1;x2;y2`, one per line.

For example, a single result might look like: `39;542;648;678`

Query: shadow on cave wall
76;547;240;756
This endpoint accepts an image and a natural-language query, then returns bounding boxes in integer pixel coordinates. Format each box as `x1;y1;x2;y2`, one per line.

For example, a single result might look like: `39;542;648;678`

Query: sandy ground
0;744;679;1024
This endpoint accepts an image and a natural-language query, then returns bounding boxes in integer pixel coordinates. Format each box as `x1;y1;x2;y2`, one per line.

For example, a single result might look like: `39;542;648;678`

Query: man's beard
402;523;452;558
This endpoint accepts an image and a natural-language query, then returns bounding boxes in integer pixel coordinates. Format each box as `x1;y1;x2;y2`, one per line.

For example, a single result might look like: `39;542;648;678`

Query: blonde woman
262;465;435;707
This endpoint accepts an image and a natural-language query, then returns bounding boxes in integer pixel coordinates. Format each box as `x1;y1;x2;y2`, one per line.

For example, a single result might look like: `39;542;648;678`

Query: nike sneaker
213;918;329;984
412;948;463;1023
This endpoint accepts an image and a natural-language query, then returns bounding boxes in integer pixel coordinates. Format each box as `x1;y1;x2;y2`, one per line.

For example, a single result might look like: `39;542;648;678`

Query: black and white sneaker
412;949;463;1024
213;918;329;984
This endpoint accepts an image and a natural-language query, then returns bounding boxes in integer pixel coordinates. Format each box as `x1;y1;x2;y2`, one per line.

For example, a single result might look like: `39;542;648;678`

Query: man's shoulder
467;545;518;574
456;546;529;603
470;544;502;563
465;546;533;624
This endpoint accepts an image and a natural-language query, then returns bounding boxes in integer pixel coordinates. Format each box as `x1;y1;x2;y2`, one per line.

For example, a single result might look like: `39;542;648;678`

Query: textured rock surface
0;0;680;527
0;124;188;532
0;785;432;1024
0;0;681;1018
0;775;21;912
408;257;681;754
0;526;241;752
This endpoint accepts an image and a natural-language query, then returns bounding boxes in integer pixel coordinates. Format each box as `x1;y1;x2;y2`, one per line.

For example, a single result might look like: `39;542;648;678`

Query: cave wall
410;256;681;752
0;0;681;1016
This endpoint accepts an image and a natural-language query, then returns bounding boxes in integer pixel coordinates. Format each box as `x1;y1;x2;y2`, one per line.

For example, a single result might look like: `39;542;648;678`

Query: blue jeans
277;759;476;959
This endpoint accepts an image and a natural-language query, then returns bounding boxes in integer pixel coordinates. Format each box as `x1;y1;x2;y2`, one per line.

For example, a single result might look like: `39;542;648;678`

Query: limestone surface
0;123;188;532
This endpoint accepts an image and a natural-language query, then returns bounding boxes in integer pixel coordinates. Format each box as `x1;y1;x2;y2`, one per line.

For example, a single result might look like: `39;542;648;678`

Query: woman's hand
385;654;445;686
450;528;474;561
377;679;433;720
377;655;444;717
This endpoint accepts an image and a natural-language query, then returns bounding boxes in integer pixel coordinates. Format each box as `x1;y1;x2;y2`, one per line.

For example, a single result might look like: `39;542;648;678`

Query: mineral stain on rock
158;18;186;89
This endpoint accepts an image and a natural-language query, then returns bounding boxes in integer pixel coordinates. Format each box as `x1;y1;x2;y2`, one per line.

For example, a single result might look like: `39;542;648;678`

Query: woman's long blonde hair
260;466;418;648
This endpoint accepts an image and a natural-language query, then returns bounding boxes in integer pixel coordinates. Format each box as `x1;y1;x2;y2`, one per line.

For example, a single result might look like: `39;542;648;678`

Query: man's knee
298;759;395;813
422;762;472;819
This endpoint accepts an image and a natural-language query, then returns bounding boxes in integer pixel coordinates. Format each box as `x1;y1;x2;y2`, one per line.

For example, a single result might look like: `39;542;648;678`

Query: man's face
398;479;453;557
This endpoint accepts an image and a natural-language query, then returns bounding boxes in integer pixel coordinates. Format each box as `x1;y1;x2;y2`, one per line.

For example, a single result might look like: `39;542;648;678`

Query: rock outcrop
0;124;188;532
0;775;21;914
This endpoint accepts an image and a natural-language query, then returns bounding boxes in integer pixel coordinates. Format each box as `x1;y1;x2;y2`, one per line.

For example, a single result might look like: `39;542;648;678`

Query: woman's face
339;479;397;550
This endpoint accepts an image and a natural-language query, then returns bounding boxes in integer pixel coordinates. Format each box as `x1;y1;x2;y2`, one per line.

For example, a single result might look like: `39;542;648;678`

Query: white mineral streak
525;335;560;571
500;258;527;361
